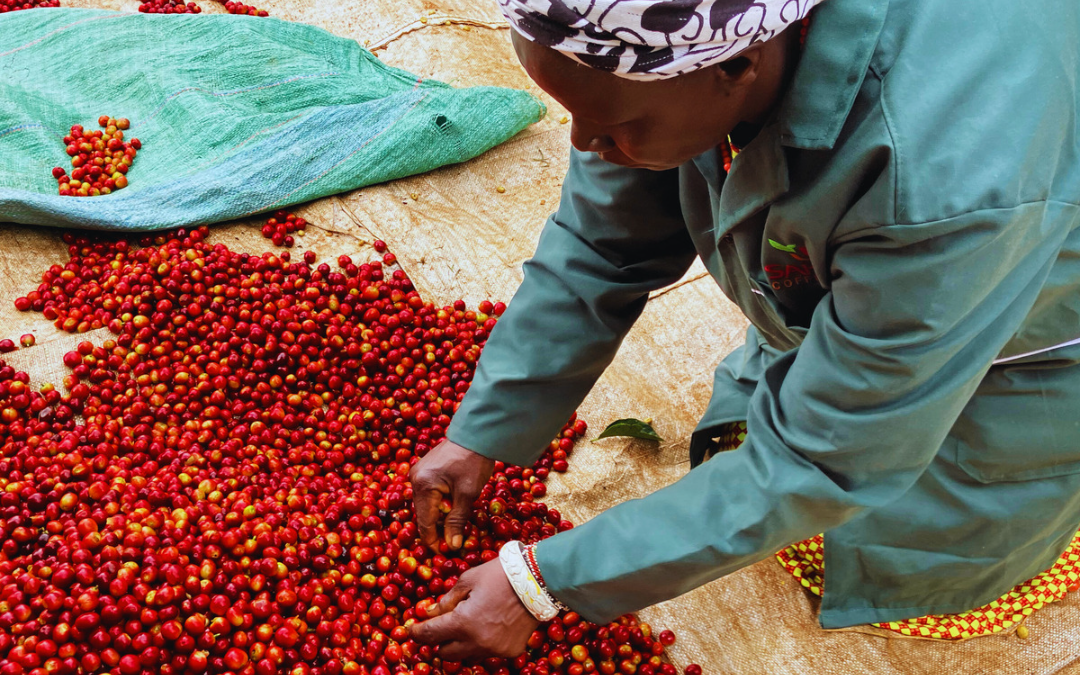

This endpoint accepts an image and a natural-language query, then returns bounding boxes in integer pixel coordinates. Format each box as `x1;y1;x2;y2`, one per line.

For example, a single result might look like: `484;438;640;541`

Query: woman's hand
410;439;495;550
410;559;540;660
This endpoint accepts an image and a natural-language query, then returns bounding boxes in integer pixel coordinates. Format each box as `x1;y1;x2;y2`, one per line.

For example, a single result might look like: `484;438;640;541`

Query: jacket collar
705;0;888;239
714;122;790;239
778;0;889;150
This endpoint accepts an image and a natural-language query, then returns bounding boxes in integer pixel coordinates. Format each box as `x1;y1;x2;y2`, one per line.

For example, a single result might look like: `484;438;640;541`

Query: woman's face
511;31;755;171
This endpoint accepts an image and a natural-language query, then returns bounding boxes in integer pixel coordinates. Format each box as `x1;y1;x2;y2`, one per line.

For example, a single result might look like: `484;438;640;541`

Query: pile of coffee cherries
216;1;268;17
135;0;268;15
52;117;141;199
2;228;695;675
261;212;308;248
136;0;201;14
0;0;59;12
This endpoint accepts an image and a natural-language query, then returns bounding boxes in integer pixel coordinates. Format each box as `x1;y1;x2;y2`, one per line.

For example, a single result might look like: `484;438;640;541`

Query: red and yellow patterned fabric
712;420;747;452
776;530;1080;639
708;422;1080;639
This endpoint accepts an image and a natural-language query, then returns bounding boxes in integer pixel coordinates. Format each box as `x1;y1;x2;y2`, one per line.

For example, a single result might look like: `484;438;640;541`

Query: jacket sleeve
446;149;697;466
534;203;1068;622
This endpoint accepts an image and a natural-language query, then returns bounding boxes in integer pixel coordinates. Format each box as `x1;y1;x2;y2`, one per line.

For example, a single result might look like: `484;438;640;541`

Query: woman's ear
715;42;764;89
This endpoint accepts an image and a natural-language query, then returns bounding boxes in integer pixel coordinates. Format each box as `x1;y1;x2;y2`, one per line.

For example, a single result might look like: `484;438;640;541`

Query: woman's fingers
410;611;465;646
425;577;472;619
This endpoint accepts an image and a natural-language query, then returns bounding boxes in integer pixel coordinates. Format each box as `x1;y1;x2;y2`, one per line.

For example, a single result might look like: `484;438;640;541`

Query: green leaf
595;418;663;443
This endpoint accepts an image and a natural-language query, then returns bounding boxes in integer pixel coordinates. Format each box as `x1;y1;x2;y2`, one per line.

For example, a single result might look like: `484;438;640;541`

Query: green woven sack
0;9;545;230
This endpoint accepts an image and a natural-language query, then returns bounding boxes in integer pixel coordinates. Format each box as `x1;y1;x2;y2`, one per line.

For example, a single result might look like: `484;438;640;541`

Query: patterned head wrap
499;0;823;81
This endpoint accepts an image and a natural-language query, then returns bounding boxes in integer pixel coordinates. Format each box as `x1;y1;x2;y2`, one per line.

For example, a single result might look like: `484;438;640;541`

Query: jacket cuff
445;415;542;466
532;534;616;623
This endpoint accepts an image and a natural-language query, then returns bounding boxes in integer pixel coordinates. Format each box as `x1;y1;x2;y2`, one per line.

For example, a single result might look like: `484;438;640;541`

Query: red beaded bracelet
524;544;570;612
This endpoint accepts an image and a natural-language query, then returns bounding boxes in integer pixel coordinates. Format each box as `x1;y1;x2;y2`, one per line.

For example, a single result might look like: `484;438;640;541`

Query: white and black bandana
499;0;824;81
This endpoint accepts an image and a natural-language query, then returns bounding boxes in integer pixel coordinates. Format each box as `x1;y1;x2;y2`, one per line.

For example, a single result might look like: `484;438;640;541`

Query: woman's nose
570;121;616;154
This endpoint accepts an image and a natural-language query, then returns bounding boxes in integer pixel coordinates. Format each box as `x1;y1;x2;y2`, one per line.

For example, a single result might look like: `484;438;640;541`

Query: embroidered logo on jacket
767;239;808;261
764;239;814;290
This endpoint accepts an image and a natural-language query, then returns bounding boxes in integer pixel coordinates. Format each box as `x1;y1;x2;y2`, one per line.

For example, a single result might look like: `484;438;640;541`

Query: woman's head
503;0;815;170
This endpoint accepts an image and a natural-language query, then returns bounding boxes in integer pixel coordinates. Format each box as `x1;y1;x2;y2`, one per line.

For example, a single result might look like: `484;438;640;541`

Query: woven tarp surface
2;1;1080;673
0;8;543;229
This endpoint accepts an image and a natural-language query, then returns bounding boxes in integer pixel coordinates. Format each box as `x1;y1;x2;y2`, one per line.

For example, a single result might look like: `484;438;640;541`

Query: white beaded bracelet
499;540;561;622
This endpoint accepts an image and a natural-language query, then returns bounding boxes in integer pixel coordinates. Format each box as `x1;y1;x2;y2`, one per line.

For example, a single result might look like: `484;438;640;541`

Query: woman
409;0;1080;658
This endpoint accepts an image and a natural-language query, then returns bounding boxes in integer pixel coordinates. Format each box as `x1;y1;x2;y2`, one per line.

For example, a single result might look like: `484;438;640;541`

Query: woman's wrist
498;540;569;621
523;543;570;611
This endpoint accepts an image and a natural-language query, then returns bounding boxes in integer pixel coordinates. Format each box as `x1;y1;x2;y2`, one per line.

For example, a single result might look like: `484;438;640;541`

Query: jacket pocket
950;360;1080;483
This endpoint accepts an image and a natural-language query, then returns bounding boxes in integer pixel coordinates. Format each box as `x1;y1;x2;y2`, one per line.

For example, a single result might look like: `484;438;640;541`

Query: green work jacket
447;0;1080;628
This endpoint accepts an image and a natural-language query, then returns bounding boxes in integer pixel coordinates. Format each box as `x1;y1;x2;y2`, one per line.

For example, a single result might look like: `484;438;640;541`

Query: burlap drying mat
5;0;1080;671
